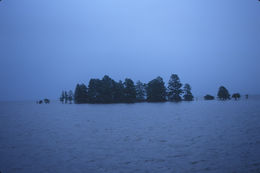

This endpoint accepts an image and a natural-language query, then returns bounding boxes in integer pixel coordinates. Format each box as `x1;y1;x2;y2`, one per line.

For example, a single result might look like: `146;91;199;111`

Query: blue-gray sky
0;0;259;101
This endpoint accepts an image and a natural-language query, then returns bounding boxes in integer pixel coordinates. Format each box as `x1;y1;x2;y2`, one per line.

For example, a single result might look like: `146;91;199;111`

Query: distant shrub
217;86;230;100
232;93;241;100
44;99;50;104
183;83;194;101
204;94;215;100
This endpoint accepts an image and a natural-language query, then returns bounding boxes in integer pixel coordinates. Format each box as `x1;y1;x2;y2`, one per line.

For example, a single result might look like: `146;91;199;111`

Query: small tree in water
168;74;183;102
217;86;230;100
183;83;194;101
232;93;240;100
64;91;68;103
68;90;74;103
60;91;65;103
204;94;215;100
44;99;50;104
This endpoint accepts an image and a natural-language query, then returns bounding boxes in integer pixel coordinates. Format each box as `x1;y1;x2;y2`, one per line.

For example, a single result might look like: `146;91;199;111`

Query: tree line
60;74;245;104
60;74;194;104
204;86;243;101
60;90;74;104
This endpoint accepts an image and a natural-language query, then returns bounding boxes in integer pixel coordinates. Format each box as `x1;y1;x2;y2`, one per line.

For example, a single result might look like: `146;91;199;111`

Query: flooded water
1;99;260;173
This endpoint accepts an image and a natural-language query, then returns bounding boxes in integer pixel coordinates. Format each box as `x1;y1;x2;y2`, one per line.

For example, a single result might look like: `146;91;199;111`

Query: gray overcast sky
0;0;259;101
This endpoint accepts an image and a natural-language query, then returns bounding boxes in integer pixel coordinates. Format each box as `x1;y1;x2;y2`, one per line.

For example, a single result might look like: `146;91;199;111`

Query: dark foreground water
1;99;260;173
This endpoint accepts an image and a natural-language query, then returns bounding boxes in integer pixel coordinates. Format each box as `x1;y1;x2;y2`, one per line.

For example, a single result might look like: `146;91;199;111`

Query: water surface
1;99;260;173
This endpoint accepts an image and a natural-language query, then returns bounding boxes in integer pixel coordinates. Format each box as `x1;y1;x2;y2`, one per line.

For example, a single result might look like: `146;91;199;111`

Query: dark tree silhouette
74;84;88;104
113;80;125;103
64;91;68;103
60;91;65;103
123;78;136;103
135;80;146;102
88;75;122;103
100;75;116;103
74;76;137;104
44;99;50;104
204;94;215;100
88;79;103;103
68;90;74;103
146;77;166;102
74;85;80;103
183;83;194;101
168;74;183;102
217;86;230;100
65;74;240;104
232;93;241;100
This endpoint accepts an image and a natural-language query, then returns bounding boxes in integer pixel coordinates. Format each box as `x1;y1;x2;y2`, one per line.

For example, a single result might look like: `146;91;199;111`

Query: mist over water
0;0;260;101
1;99;260;173
1;0;259;172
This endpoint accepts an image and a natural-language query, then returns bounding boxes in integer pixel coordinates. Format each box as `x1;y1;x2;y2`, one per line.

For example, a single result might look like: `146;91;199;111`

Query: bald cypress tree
146;77;166;102
74;85;80;103
124;78;136;103
64;91;68;103
74;84;88;103
183;83;194;101
168;74;183;102
232;93;240;100
100;75;115;103
88;79;103;103
60;91;65;104
204;94;215;100
68;90;74;104
113;80;125;103
217;86;230;100
136;80;146;102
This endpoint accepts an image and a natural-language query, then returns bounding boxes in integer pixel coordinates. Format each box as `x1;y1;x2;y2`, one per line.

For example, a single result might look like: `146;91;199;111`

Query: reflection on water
1;99;260;173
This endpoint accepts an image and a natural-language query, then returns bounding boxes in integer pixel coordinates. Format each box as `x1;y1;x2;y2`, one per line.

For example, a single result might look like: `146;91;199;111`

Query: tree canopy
168;74;183;102
124;78;136;103
217;86;230;100
74;84;88;103
232;93;241;100
183;83;194;101
146;77;166;102
136;80;146;102
204;94;215;100
59;74;241;104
